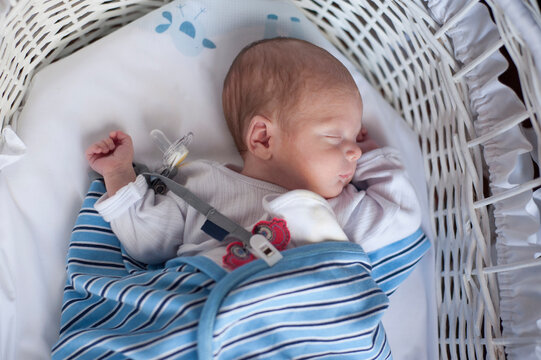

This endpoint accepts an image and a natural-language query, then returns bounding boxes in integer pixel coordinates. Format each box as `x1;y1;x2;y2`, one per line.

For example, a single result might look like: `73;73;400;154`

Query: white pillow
1;0;436;359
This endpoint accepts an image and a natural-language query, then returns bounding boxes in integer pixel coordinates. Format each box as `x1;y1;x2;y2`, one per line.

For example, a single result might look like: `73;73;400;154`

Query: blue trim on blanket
165;255;227;282
368;228;430;296
197;241;371;358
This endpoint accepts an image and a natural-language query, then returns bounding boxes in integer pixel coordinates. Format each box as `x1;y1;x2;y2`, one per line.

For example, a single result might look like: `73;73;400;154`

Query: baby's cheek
322;151;344;170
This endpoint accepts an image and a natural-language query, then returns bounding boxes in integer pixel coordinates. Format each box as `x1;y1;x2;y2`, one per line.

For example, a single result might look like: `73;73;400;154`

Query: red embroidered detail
222;241;255;270
222;218;290;270
253;218;290;251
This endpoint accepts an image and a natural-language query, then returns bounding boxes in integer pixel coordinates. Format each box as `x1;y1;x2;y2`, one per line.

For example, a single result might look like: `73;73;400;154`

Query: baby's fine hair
222;37;359;154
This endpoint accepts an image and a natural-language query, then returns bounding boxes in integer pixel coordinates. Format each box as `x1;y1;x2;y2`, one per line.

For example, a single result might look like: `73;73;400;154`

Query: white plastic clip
249;234;283;267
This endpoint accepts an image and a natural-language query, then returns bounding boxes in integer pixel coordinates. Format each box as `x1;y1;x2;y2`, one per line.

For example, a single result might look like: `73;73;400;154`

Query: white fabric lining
0;126;25;170
493;0;541;78
427;0;541;358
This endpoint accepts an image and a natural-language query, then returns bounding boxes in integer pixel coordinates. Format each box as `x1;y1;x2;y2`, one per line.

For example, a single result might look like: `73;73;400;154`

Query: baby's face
273;90;363;198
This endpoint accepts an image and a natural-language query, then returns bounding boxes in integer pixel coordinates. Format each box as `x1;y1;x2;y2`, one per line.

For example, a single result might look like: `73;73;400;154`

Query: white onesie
95;147;421;268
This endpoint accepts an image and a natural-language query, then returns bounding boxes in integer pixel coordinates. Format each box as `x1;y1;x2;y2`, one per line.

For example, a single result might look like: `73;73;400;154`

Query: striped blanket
52;180;430;359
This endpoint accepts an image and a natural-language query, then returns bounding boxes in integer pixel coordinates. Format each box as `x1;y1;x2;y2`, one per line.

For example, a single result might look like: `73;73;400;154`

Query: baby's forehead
290;89;363;124
298;85;363;111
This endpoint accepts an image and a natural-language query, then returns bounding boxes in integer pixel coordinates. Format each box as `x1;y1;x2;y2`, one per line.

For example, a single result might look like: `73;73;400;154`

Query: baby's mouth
339;172;353;182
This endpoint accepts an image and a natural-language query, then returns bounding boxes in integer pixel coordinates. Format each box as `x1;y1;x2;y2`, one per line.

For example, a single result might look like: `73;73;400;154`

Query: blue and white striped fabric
52;180;430;359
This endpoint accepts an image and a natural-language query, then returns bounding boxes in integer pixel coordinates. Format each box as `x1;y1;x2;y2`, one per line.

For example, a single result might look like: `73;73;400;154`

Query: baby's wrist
102;164;134;179
102;165;137;196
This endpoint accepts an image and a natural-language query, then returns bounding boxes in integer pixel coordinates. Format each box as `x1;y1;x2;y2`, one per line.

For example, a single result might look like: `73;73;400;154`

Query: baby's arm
330;147;422;252
87;130;186;264
85;130;136;196
94;176;187;264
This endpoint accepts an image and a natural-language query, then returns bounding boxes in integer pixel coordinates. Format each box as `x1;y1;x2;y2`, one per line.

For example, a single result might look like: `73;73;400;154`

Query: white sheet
0;0;437;358
0;126;25;170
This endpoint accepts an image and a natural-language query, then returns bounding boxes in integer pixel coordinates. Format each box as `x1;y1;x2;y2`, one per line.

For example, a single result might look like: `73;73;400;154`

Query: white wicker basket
1;0;541;359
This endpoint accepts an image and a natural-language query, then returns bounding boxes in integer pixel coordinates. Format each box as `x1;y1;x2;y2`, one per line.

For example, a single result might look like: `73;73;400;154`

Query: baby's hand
86;130;134;176
356;127;379;153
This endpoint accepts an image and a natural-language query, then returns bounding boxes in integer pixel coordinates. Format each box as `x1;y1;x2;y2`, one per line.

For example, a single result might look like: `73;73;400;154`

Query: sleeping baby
86;37;421;270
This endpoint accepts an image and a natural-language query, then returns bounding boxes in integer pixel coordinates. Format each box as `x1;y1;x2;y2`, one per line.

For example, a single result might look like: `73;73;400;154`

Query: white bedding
429;1;541;358
0;0;437;359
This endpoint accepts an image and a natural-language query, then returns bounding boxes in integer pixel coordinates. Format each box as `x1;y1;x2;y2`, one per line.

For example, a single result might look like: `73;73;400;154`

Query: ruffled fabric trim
426;0;541;358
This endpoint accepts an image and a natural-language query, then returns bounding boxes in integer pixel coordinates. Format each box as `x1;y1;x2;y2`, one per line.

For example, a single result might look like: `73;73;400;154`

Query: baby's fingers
92;143;108;155
86;143;103;156
109;130;132;147
86;139;112;157
356;127;368;142
101;138;115;151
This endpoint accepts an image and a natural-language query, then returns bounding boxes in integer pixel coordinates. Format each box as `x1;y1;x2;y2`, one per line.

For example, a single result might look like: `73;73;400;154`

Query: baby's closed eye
323;134;343;144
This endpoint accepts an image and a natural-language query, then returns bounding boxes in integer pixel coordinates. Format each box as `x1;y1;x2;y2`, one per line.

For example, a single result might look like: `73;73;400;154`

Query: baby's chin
317;184;347;199
288;180;346;199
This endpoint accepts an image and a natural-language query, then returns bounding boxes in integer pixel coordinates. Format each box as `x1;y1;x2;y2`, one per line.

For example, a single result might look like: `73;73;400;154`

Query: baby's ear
245;115;275;160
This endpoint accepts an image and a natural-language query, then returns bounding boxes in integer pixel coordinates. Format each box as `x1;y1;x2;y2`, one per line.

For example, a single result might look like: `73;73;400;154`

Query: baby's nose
346;144;362;161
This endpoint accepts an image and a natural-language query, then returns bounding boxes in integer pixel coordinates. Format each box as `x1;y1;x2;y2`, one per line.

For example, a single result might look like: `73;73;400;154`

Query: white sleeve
263;190;349;247
94;175;187;264
330;147;422;252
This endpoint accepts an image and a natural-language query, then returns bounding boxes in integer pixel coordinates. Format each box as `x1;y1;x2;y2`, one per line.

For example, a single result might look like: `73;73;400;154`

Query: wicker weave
1;0;541;359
